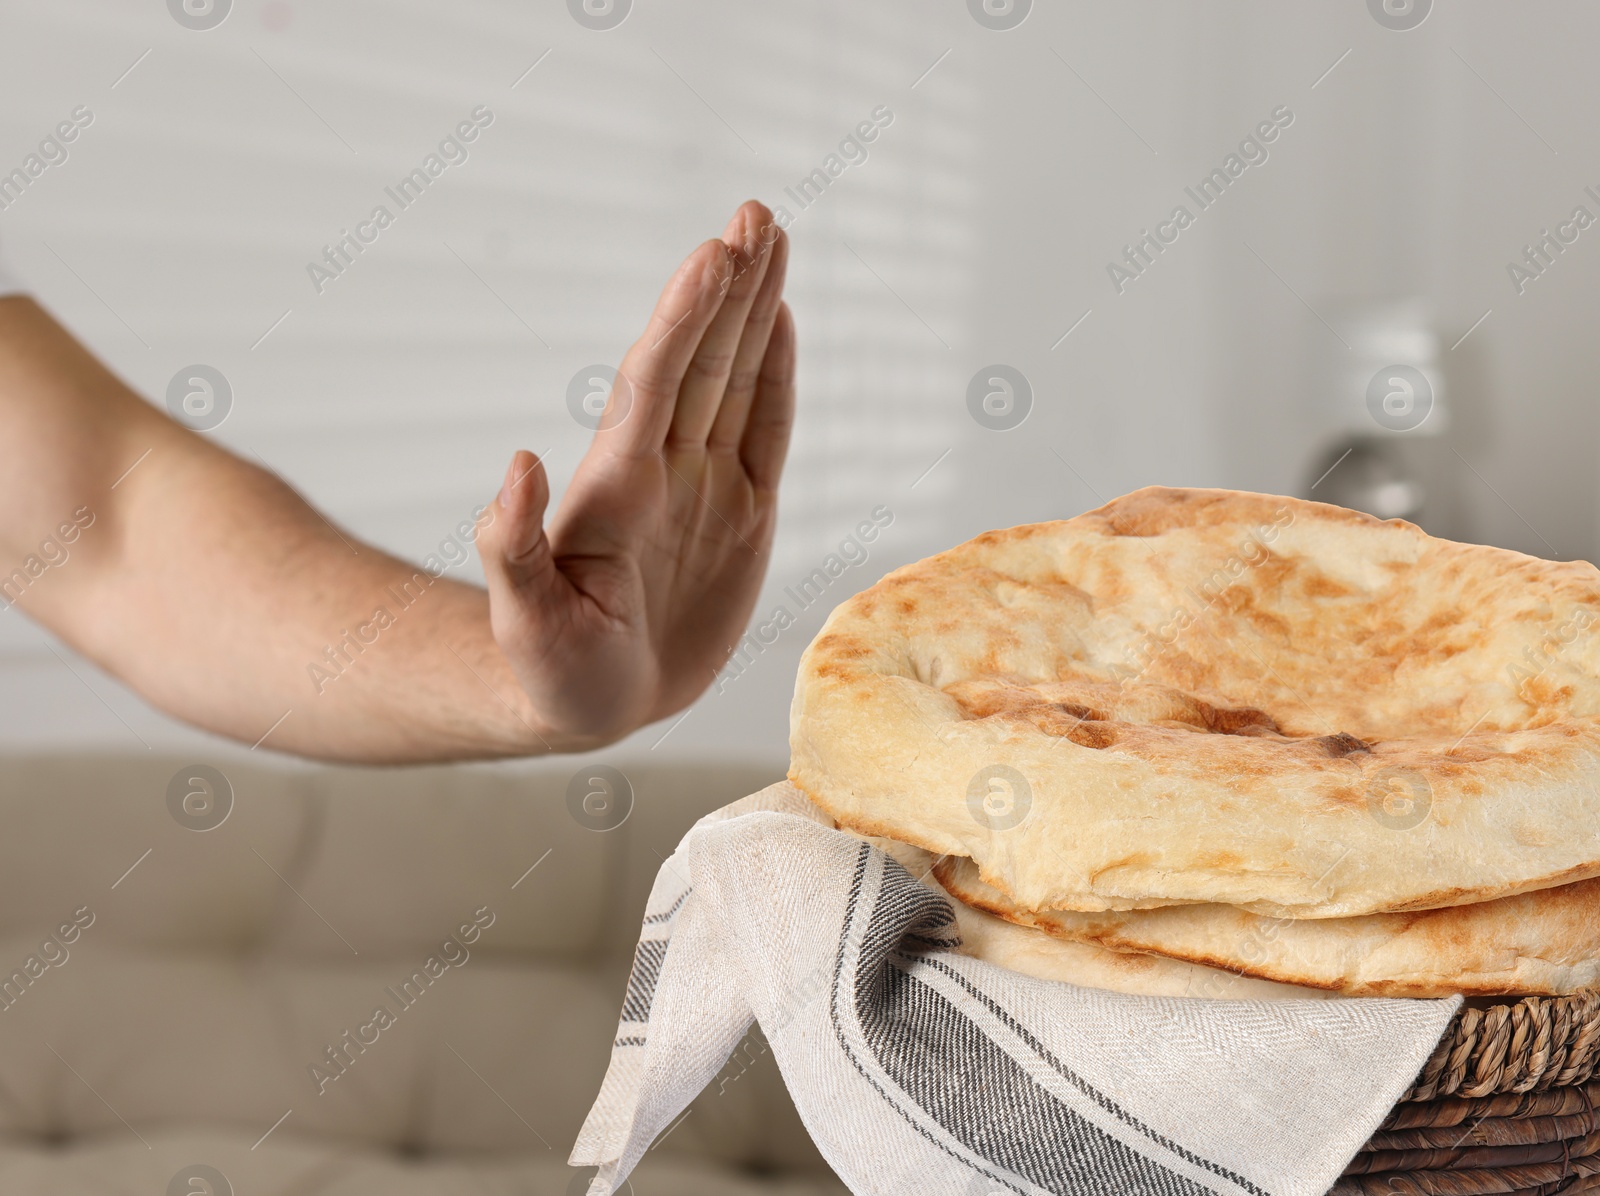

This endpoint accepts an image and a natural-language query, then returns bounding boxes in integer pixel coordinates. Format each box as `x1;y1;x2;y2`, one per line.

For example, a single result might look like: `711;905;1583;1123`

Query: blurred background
0;1;1594;1191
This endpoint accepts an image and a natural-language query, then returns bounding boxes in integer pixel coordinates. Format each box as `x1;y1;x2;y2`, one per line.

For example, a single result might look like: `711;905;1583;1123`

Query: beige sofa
0;754;847;1194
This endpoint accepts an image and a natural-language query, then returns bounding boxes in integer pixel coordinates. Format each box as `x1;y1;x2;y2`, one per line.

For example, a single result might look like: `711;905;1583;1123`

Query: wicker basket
1333;993;1600;1195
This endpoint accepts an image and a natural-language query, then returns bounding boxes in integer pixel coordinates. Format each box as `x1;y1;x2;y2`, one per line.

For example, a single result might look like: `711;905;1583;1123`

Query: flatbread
789;487;1600;918
937;854;1600;997
948;896;1339;1001
861;834;1335;1000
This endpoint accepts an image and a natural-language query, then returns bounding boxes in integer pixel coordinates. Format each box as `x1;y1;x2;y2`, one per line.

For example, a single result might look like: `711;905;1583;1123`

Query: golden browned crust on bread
935;855;1600;997
789;487;1600;918
857;833;1336;1000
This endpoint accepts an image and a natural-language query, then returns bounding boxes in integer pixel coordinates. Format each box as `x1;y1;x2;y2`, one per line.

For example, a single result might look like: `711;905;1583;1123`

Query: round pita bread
937;854;1600;997
860;833;1334;1000
789;487;1600;918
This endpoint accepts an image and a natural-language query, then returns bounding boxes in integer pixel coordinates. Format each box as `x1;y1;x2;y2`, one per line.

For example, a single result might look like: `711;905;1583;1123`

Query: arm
0;201;792;762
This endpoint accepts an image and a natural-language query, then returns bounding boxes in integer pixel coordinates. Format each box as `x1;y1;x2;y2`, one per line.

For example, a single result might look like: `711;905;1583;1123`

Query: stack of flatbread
788;487;1600;999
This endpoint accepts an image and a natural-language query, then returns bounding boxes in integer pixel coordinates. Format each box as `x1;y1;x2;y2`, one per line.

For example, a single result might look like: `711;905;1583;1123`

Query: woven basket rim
1402;991;1600;1102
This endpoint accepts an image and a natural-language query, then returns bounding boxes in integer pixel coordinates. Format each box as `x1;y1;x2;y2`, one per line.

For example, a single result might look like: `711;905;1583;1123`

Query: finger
708;220;788;455
739;302;796;493
606;239;733;456
478;449;562;620
667;201;778;449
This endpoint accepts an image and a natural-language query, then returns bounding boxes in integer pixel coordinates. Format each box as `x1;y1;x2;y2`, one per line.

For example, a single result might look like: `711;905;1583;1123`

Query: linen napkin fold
571;782;1462;1196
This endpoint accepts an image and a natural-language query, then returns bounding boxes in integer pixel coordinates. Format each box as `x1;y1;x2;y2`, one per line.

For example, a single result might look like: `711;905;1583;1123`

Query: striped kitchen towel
570;782;1461;1196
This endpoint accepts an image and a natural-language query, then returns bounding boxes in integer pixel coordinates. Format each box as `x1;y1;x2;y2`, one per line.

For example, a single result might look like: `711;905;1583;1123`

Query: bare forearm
92;449;568;760
0;298;565;762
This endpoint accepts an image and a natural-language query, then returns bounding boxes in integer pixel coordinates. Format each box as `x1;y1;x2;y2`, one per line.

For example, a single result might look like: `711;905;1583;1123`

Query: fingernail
498;454;521;507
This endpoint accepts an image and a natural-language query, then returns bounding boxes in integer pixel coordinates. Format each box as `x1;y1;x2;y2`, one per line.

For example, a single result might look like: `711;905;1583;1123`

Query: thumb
479;450;561;618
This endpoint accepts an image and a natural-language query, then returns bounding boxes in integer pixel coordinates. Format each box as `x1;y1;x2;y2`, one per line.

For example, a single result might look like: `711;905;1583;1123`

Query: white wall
0;0;1594;766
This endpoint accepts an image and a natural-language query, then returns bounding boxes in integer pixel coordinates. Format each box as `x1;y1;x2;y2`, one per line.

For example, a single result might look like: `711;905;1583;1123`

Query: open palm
477;201;794;747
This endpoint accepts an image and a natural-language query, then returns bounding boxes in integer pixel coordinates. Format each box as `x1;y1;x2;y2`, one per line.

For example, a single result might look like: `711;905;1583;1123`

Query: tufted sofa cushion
0;754;845;1194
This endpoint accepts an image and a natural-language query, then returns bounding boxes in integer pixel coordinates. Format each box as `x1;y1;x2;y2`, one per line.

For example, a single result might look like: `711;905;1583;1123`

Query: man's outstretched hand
477;201;794;748
0;201;790;763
